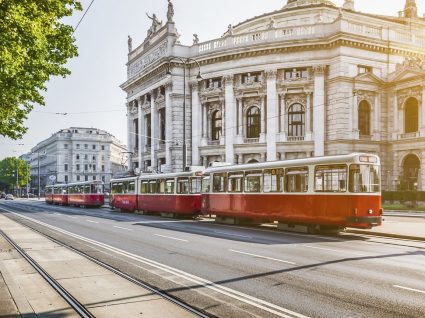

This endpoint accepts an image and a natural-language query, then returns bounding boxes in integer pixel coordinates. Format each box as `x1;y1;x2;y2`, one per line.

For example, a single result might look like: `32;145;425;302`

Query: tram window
285;167;309;193
149;181;157;194
315;165;347;192
128;181;136;194
263;169;283;193
201;176;211;193
212;173;226;193
177;178;190;194
349;164;380;193
190;177;202;194
85;185;91;194
140;181;149;194
245;170;262;193
62;188;67;195
92;184;103;194
166;179;175;194
228;172;243;193
159;180;166;193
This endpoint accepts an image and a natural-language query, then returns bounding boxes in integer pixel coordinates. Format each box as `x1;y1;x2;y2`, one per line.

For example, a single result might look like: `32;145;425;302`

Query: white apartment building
29;127;127;189
121;0;425;191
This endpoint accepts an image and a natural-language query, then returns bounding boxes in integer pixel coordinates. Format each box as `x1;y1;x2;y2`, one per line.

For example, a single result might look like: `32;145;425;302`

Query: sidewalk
346;215;425;241
0;213;196;318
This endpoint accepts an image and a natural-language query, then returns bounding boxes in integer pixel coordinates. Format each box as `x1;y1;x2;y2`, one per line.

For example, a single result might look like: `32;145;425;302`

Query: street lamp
166;57;202;171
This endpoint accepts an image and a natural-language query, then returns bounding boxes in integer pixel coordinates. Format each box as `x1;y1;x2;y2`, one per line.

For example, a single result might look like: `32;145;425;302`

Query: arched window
287;103;305;137
402;154;420;190
211;110;222;141
247;159;259;164
358;101;371;136
246;107;260;138
405;97;419;133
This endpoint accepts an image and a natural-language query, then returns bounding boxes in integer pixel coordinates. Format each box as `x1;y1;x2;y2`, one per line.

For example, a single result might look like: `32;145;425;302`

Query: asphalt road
0;200;424;318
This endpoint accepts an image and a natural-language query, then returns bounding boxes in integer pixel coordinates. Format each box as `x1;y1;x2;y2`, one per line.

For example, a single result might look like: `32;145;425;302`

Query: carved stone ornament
129;40;168;78
207;102;222;116
356;90;376;107
312;65;326;75
265;70;277;80
284;93;307;109
396;56;425;72
242;97;261;113
130;104;139;115
189;80;199;90
224;75;234;84
397;86;423;109
164;81;173;90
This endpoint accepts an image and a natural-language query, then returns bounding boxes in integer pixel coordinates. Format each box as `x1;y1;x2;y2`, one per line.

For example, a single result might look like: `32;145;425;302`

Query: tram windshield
349;164;380;193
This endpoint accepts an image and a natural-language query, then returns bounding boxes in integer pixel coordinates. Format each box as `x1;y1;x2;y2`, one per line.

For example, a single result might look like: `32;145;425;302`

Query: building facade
121;0;425;191
29;127;127;190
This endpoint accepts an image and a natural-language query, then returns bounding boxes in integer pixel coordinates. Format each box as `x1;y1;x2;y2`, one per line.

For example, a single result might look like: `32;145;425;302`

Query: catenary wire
72;0;95;35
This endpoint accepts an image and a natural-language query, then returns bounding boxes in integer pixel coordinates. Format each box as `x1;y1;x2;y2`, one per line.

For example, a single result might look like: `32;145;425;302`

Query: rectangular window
76;144;80;149
112;183;123;194
242;72;261;84
159;179;175;194
177;178;189;194
128;181;135;194
101;176;105;182
84;154;88;160
190;177;202;194
102;165;105;172
315;165;347;192
64;175;68;183
85;164;88;171
140;181;149;193
101;145;105;151
349;164;380;193
263;169;283;193
228;172;243;193
92;145;96;150
245;170;262;193
93;165;96;171
64;164;68;172
77;175;80;181
84;144;88;149
93;176;96;181
85;175;88;181
76;164;80;171
76;154;80;160
64;144;68;149
149;180;157;193
92;155;96;160
212;173;226;193
358;65;372;74
201;175;211;193
285;167;309;193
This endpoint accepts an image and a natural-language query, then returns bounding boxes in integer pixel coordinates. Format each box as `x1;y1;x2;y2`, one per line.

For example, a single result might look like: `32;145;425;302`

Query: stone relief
356;90;376;106
396;56;425;71
242;97;261;113
129;40;168;78
397;86;423;109
284;93;307;109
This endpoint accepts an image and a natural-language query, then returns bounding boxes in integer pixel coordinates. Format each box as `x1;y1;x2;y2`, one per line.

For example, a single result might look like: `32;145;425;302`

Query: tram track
0;204;213;318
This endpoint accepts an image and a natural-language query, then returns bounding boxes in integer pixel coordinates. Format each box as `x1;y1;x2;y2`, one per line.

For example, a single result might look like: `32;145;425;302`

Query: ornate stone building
121;0;425;191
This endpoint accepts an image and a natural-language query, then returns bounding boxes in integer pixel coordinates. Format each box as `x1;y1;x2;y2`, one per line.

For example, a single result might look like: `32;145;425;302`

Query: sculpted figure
146;13;162;37
167;0;174;22
193;34;199;45
127;35;132;52
227;24;233;36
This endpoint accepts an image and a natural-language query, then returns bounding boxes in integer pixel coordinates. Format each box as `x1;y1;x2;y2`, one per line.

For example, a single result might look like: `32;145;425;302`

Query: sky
1;0;423;160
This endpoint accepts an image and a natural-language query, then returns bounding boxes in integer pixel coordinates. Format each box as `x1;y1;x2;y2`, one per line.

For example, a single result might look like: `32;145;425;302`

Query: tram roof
110;169;204;183
204;153;380;174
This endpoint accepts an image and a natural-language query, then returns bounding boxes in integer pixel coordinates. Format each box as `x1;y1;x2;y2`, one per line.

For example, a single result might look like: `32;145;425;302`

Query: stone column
138;97;144;172
393;93;399;139
373;93;381;140
420;151;425;191
313;65;326;156
126;102;133;171
306;91;312;141
280;93;287;142
236;97;243;143
260;95;266;143
150;90;158;170
266;70;277;161
353;90;359;139
224;75;235;163
191;81;201;166
165;82;173;171
421;87;425;136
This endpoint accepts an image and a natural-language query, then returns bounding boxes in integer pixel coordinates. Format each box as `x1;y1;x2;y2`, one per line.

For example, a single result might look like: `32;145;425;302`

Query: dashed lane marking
229;249;296;265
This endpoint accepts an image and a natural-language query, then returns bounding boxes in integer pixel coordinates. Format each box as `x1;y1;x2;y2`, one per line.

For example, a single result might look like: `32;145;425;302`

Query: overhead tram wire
72;0;96;35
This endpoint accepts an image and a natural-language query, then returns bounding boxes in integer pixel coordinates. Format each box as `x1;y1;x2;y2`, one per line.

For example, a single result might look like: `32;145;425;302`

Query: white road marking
86;220;99;224
214;231;252;239
7;209;309;318
229;249;296;265
113;225;132;231
301;245;367;256
154;234;188;242
394;285;425;294
54;213;62;215
67;216;77;219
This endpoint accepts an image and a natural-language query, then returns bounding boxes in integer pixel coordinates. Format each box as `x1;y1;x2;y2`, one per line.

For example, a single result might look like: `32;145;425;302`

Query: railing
400;132;419;139
287;136;305;142
359;135;372;141
207;140;220;146
244;138;260;144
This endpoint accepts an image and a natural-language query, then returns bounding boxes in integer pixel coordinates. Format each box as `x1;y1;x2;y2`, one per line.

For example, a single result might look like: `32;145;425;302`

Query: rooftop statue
127;35;132;52
167;0;174;22
146;13;162;38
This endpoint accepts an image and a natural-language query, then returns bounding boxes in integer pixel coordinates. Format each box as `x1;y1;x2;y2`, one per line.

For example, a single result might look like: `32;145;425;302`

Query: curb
346;229;425;242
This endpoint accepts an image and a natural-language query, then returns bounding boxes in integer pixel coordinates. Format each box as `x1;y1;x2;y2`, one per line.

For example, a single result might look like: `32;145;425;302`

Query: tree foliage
0;0;82;139
0;157;31;189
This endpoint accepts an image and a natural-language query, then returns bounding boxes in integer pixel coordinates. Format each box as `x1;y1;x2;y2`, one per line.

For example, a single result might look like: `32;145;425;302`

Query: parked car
5;194;14;200
0;193;6;199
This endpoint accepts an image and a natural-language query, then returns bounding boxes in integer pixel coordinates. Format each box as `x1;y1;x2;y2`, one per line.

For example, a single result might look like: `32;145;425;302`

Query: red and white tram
110;170;203;217
201;153;382;231
67;181;105;207
44;181;105;208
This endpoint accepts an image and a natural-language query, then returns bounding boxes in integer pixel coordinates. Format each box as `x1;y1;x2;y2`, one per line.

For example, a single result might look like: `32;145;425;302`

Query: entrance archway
402;154;420;190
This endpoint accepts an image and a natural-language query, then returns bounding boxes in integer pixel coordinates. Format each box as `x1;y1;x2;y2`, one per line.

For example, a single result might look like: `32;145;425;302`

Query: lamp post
166;57;202;171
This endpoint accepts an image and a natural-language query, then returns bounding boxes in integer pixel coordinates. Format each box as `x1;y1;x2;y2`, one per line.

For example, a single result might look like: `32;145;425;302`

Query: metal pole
182;61;186;172
27;164;29;199
16;160;19;197
38;151;40;200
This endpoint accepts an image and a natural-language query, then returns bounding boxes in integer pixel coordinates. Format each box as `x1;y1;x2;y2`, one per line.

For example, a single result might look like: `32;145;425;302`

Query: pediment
389;68;425;83
354;72;384;85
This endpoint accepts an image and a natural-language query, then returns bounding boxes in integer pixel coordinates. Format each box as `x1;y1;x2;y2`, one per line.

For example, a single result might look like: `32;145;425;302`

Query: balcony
207;140;220;146
287;136;305;142
400;132;419;139
244;138;260;144
359;135;372;141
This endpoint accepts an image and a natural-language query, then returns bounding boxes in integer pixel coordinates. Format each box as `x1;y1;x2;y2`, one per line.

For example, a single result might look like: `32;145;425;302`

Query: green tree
0;0;82;139
0;157;31;190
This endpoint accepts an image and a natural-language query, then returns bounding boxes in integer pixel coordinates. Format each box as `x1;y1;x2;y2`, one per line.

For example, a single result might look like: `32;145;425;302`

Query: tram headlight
368;209;373;215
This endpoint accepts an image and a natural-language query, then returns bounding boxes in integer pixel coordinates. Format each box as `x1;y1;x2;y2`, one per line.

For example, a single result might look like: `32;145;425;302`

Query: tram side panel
138;194;201;216
110;194;137;211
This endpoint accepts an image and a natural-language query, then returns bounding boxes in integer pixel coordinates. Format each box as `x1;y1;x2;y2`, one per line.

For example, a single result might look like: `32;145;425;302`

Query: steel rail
0;204;212;318
0;229;94;318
